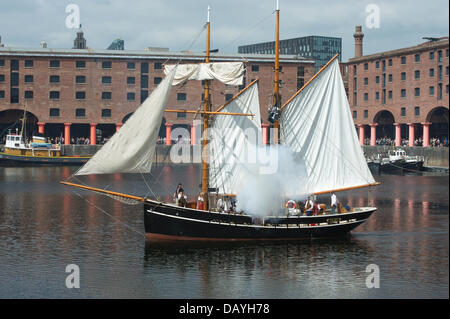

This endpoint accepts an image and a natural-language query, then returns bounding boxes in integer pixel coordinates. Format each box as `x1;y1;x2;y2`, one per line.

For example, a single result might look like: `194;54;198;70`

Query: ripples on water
0;165;448;298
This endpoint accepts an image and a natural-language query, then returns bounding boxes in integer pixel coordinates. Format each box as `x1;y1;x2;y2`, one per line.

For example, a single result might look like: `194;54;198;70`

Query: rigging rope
140;170;158;199
70;188;145;237
144;147;176;200
0;119;22;140
218;11;275;54
179;23;207;53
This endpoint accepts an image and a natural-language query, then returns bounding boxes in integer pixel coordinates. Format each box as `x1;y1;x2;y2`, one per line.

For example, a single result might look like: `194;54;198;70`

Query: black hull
143;200;376;241
380;161;424;172
404;161;424;170
0;153;90;166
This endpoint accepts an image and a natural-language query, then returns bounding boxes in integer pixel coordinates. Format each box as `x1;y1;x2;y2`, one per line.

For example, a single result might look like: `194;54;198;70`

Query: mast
20;100;27;142
202;6;211;209
274;0;280;117
268;0;281;142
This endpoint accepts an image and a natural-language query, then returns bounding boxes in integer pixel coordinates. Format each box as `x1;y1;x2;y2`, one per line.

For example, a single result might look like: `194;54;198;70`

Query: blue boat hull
0;152;90;166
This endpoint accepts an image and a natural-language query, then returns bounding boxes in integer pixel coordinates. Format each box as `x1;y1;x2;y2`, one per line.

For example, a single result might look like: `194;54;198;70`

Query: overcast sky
0;0;448;61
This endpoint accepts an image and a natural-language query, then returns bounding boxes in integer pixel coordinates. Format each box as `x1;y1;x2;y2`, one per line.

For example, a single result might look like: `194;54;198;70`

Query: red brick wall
0;53;315;130
347;41;449;126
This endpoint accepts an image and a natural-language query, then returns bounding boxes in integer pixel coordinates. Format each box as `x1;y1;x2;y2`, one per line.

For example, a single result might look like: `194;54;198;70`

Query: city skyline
0;0;448;61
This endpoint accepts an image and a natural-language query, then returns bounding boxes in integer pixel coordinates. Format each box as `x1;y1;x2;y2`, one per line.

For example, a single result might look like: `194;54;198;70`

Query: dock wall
1;144;448;168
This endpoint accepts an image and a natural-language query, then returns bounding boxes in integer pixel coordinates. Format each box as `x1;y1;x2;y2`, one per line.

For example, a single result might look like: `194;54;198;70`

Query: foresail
280;59;375;194
165;62;244;86
75;67;177;175
208;82;261;194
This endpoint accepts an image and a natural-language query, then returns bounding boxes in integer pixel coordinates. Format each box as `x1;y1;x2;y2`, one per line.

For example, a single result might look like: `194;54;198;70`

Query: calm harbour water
0;165;448;299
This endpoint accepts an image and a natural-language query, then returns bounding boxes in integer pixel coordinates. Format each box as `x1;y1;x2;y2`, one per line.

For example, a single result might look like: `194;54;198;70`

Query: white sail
208;82;262;194
75;67;177;176
280;59;375;193
165;62;244;86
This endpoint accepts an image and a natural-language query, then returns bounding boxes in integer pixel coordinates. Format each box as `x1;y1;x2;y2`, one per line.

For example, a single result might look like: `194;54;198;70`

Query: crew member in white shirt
331;192;338;214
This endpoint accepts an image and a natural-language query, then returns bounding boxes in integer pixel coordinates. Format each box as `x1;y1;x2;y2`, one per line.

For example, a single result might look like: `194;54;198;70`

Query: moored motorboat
0;133;90;165
378;149;425;172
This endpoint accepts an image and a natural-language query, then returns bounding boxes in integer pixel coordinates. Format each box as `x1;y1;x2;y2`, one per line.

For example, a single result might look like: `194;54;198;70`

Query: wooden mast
272;0;280;143
201;6;211;210
20;100;27;141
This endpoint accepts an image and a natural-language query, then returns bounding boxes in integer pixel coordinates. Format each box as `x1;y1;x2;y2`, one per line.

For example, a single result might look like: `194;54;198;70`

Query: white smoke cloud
234;144;309;216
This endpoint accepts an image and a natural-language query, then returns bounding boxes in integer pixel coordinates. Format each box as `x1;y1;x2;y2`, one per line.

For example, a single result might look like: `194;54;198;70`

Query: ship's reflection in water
0;165;447;298
143;238;378;298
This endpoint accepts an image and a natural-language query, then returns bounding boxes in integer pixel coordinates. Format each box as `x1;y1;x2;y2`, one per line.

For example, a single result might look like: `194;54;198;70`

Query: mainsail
208;81;262;194
75;67;177;176
164;62;244;86
280;58;375;194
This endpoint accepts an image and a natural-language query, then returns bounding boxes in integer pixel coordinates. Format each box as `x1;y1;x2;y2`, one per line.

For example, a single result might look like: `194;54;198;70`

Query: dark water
0;165;448;299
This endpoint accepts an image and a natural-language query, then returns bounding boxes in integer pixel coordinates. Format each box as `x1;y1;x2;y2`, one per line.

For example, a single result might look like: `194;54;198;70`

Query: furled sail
208;82;262;194
280;59;375;194
164;62;244;86
75;67;177;175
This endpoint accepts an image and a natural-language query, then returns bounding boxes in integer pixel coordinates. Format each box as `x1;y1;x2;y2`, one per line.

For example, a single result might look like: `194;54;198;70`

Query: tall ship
62;3;380;240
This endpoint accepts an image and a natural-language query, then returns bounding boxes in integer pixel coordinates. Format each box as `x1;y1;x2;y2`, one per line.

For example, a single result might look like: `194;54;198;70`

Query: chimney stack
353;25;364;58
0;36;4;47
40;41;47;48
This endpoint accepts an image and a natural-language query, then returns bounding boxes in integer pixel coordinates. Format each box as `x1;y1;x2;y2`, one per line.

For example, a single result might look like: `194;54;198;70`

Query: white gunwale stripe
145;199;376;219
147;210;369;229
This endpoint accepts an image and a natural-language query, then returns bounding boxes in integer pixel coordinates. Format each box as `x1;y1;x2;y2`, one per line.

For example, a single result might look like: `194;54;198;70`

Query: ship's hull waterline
0;152;90;165
144;200;376;241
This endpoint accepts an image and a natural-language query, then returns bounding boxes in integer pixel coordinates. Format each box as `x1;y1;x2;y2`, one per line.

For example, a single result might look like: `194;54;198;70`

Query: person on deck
178;190;187;207
173;183;183;203
297;201;305;215
312;201;320;215
305;196;314;216
331;192;338;214
227;198;235;214
196;192;205;210
217;197;225;212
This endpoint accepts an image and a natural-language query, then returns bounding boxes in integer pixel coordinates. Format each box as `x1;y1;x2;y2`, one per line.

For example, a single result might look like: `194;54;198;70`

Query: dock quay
1;144;449;171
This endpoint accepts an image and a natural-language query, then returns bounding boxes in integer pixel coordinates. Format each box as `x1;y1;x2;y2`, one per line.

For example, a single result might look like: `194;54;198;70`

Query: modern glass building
238;36;342;72
107;39;125;50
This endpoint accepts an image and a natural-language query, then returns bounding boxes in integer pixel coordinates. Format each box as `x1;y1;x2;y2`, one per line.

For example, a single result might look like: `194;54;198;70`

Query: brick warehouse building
0;43;315;145
346;26;449;147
